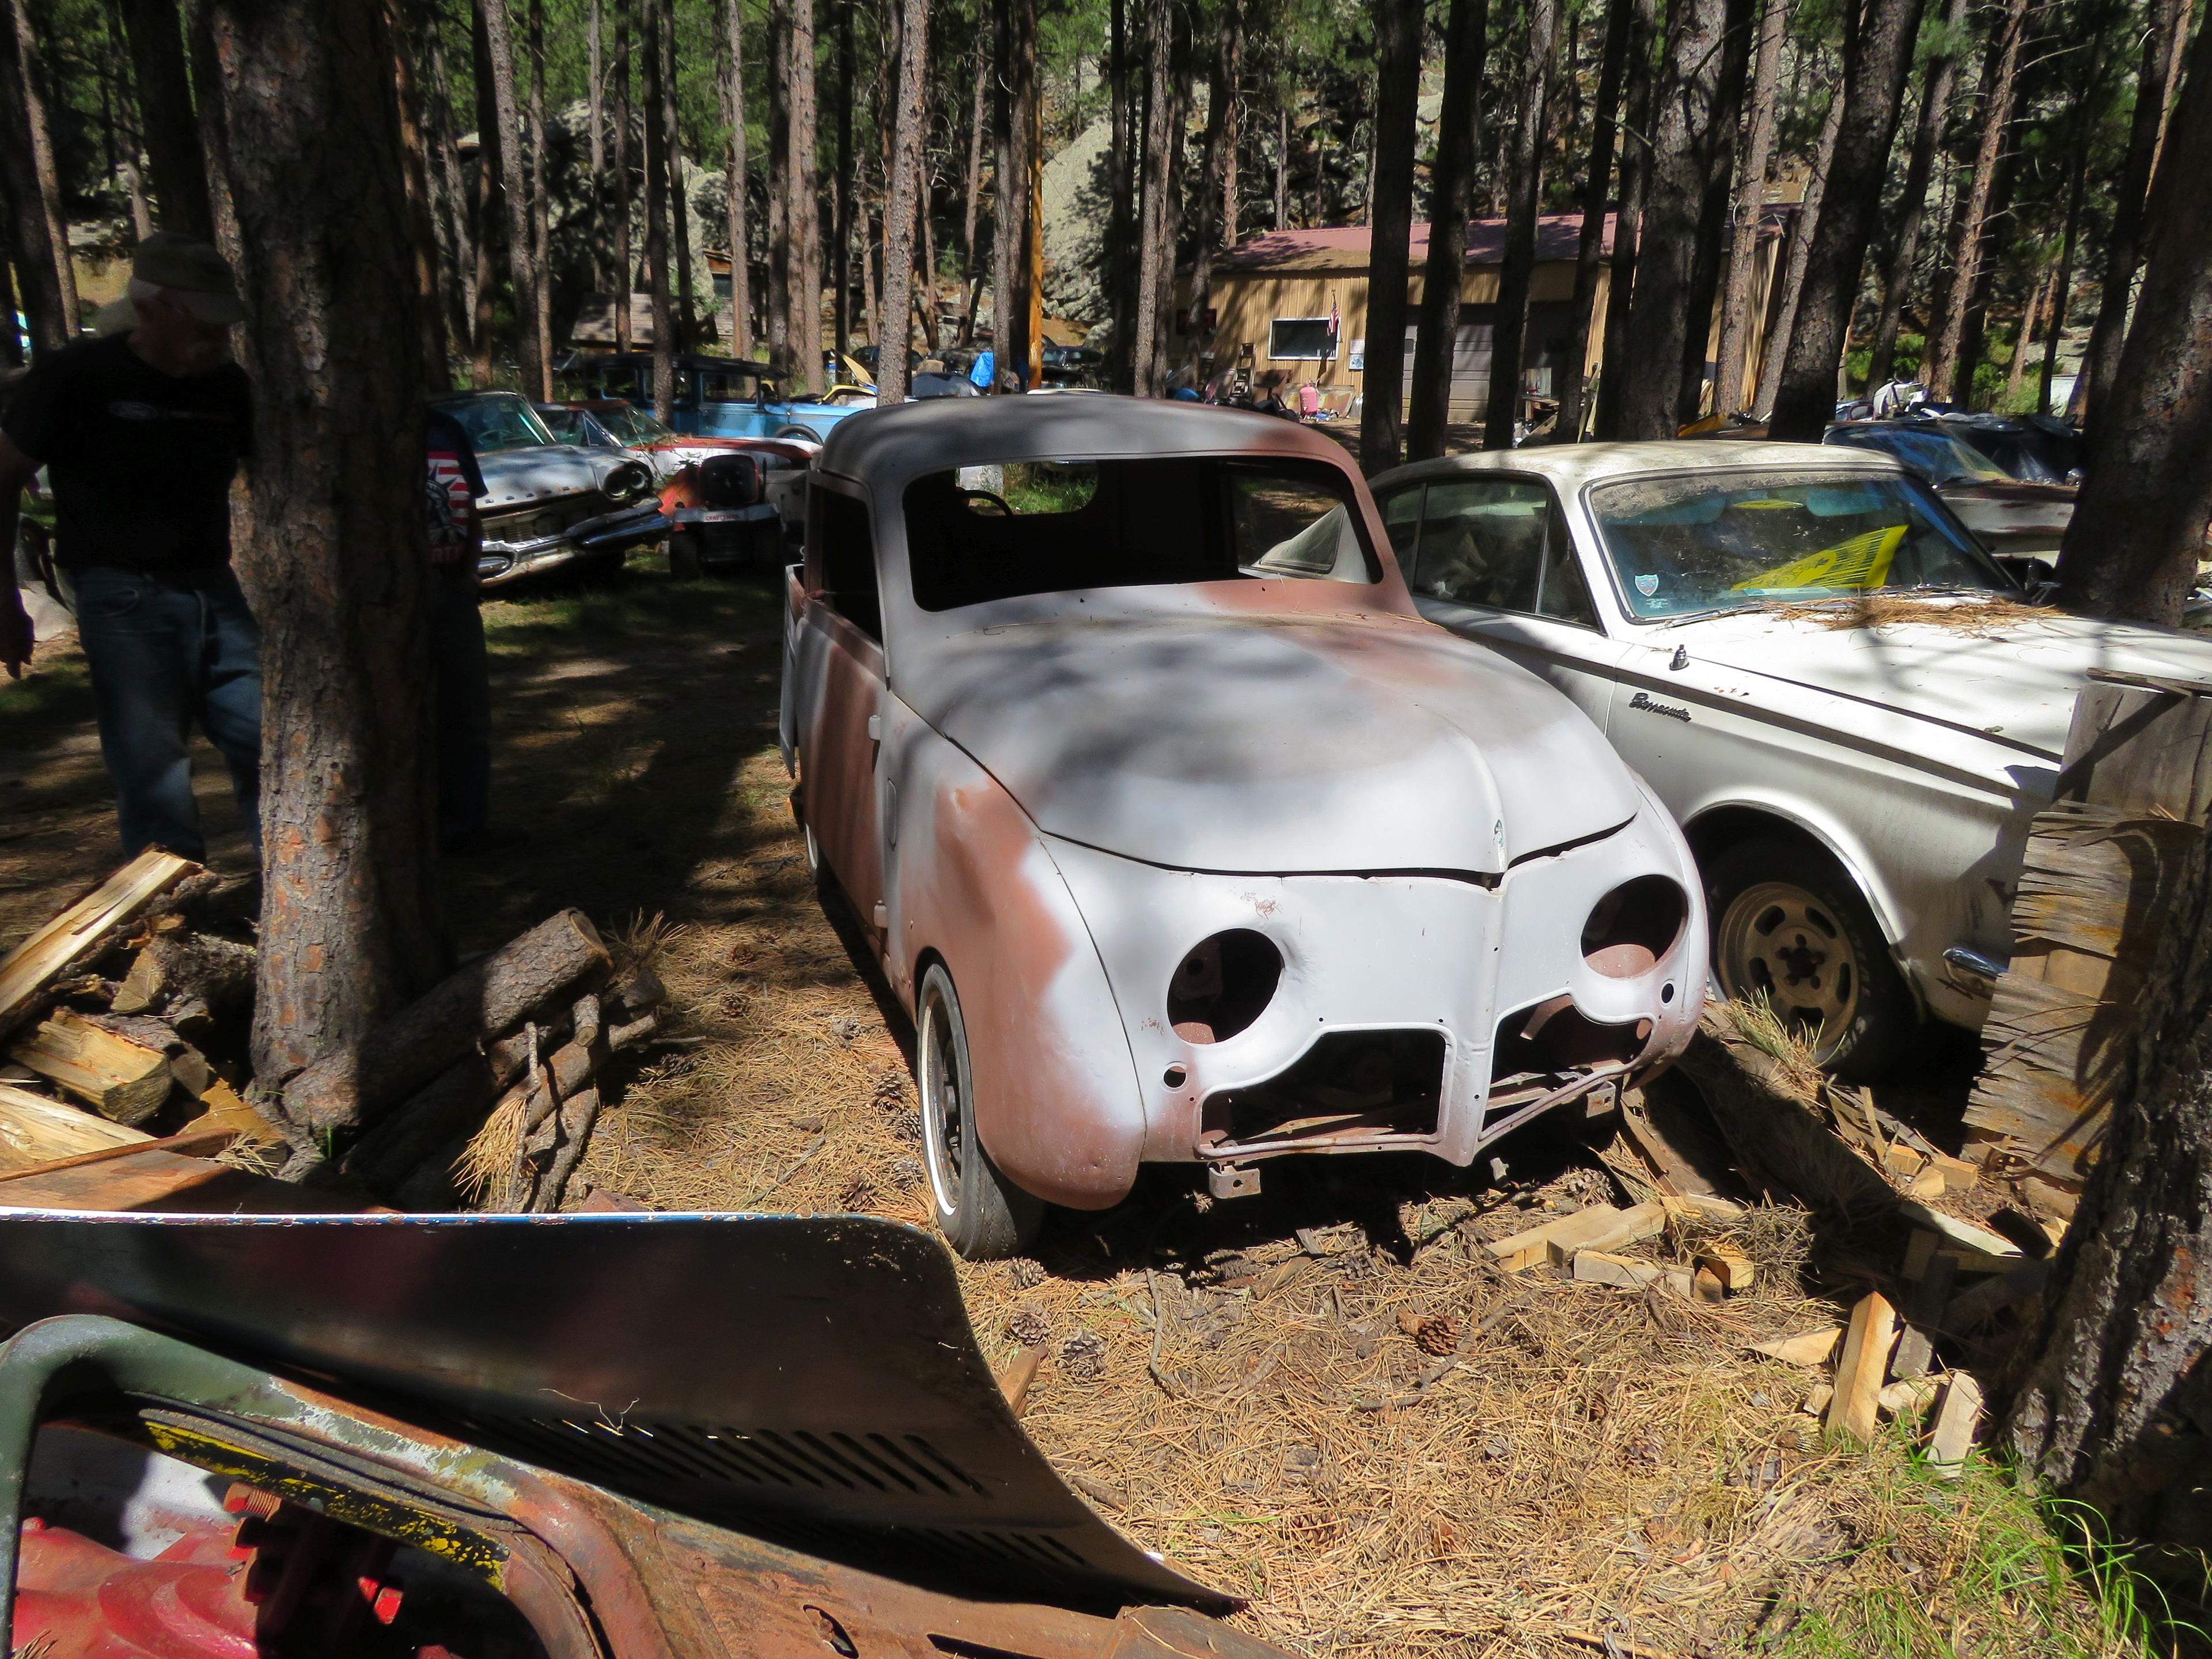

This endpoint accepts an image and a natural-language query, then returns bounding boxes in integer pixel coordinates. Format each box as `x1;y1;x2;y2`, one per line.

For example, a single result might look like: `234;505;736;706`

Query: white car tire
916;963;1043;1261
1709;838;1914;1079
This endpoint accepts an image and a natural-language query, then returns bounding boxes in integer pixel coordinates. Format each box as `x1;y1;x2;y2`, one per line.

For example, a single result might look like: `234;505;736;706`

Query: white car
1370;441;2212;1073
781;398;1707;1257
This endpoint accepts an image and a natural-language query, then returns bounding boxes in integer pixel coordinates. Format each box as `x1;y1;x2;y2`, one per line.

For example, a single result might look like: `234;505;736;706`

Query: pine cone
1397;1310;1460;1356
1007;1309;1050;1347
892;1107;924;1143
837;1175;874;1210
872;1070;908;1108
1060;1328;1108;1382
887;1155;924;1188
1008;1258;1047;1290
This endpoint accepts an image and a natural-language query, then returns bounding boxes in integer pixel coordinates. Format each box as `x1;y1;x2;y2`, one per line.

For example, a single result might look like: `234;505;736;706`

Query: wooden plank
1487;1202;1657;1273
0;1143;379;1214
0;851;199;1038
9;1009;173;1125
1750;1327;1840;1366
0;1084;151;1171
1825;1291;1897;1443
1926;1372;1985;1477
2057;680;2212;823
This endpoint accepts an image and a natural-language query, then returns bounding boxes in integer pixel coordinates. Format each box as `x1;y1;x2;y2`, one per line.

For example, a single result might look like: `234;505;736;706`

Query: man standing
0;234;258;862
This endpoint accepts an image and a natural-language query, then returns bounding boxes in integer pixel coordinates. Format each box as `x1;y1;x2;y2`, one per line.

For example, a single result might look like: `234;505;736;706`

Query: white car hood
1673;603;2212;761
906;609;1642;876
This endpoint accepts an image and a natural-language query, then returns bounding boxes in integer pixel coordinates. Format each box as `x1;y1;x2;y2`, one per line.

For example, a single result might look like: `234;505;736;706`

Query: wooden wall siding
1965;679;2212;1180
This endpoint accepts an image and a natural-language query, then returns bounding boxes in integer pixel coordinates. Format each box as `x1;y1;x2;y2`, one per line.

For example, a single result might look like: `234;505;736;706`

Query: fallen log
0;851;201;1039
336;1013;574;1195
281;909;611;1135
10;1009;174;1126
0;1082;153;1170
111;926;256;1028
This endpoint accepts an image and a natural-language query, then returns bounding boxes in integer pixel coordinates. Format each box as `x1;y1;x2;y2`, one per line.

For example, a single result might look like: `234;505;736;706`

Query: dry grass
1762;593;2058;634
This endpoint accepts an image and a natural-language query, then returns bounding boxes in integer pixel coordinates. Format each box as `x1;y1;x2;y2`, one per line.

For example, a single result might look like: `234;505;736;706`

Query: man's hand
1;588;31;679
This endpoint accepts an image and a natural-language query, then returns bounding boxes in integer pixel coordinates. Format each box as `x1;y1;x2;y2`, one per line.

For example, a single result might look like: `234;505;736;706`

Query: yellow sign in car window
1732;522;1906;592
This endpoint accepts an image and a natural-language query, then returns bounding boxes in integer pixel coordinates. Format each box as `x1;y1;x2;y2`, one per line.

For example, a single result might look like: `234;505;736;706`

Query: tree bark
1593;0;1657;437
2040;43;2100;419
1358;0;1421;470
385;0;450;391
479;0;545;398
642;0;673;411
2051;18;2212;623
1711;0;1786;417
1482;0;1562;448
115;0;213;241
420;11;475;360
183;0;244;265
833;0;853;355
2076;0;2187;428
589;0;605;291
0;195;20;365
1108;0;1133;381
1132;0;1175;396
664;0;696;352
1024;16;1045;387
1185;0;1244;382
613;0;634;353
1865;0;1968;392
1;0;77;343
1921;0;2034;402
876;0;929;402
1764;0;1923;438
1407;0;1492;460
202;0;445;1088
1555;0;1630;444
1951;119;2020;411
722;0;752;355
1675;0;1753;423
963;32;987;286
1006;0;1040;384
527;0;552;382
786;0;820;391
468;0;503;381
1751;82;1840;418
764;0;789;369
1611;0;1737;438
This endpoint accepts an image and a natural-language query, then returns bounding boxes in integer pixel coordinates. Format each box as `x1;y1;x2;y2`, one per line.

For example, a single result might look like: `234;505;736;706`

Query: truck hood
907;609;1642;876
476;445;637;513
1672;601;2212;761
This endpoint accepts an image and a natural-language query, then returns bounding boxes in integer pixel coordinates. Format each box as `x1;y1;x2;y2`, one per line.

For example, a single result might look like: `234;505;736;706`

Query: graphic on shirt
426;455;476;563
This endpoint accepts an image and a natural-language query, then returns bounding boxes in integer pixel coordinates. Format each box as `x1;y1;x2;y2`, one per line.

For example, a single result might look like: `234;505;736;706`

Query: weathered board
1965;677;2212;1178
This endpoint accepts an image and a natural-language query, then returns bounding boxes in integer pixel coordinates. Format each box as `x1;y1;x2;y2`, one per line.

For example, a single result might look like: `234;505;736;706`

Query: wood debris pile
0;850;665;1212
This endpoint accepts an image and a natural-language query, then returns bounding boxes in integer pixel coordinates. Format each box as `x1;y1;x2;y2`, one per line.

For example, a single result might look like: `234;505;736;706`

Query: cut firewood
10;1009;173;1126
282;910;611;1135
1926;1372;1984;1477
190;1079;285;1146
1489;1201;1665;1273
997;1343;1048;1416
0;851;200;1039
109;929;255;1025
1878;1377;1940;1418
1826;1292;1899;1443
1751;1327;1840;1366
0;1082;153;1170
1694;1247;1756;1294
1891;1325;1936;1381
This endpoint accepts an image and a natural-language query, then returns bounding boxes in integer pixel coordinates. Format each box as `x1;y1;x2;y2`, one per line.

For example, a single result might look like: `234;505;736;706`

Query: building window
1268;317;1336;361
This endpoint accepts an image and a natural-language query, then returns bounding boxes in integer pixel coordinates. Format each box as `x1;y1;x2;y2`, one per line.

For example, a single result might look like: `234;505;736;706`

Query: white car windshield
440;393;557;454
594;404;677;445
905;457;1377;611
1588;470;2013;621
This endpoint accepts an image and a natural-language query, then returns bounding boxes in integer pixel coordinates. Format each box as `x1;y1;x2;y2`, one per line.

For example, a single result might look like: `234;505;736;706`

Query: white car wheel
916;963;1041;1261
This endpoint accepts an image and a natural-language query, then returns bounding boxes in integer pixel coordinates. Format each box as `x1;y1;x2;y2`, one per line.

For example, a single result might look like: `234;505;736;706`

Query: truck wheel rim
1715;880;1858;1060
919;988;965;1216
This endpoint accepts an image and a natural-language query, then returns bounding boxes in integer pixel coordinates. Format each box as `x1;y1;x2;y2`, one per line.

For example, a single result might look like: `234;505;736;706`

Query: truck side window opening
811;483;882;641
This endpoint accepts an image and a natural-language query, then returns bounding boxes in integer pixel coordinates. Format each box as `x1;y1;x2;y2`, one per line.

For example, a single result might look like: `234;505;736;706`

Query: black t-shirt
1;333;253;574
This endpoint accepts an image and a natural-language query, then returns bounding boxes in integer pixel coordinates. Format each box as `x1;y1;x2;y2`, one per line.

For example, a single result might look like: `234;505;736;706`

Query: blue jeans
71;565;262;862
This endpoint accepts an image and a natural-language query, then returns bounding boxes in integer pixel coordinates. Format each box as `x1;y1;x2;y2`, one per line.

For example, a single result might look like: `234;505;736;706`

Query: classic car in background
1369;441;2212;1074
534;396;745;481
433;391;666;587
782;397;1706;1259
560;352;873;444
1823;420;2075;572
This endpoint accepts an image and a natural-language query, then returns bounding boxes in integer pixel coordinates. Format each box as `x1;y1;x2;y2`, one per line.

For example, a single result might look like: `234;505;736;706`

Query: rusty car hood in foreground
910;585;1642;875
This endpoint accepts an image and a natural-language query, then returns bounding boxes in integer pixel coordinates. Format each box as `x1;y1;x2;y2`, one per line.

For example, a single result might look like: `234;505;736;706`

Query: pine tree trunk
1107;0;1132;379
2051;19;2211;623
1406;0;1491;460
115;0;212;241
1751;84;1840;418
202;0;445;1089
2076;0;2186;427
786;0;820;391
964;34;987;285
1921;0;2033;402
665;0;696;351
1950;127;2019;410
1764;0;1922;439
589;0;605;291
385;0;450;390
2040;49;2099;419
2004;259;2050;404
527;0;552;381
479;0;544;398
834;0;854;355
764;0;788;369
1711;0;1784;416
723;0;752;356
0;197;20;365
1482;0;1562;448
468;0;503;381
1555;0;1630;444
1132;0;1174;396
1865;0;1967;392
1611;0;1736;439
1185;0;1243;384
421;14;476;355
1006;0;1039;384
877;0;929;402
613;0;634;353
1357;0;1421;470
1675;0;1752;423
641;0;673;413
1022;16;1044;387
1593;0;1656;437
2;0;78;342
183;0;244;264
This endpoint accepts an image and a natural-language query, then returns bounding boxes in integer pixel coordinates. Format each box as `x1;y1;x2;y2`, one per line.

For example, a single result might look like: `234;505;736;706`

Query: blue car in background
559;353;874;444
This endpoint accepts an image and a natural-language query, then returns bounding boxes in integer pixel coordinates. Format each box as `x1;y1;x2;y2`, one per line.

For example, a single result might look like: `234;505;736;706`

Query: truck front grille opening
1202;1029;1445;1146
1490;996;1648;1090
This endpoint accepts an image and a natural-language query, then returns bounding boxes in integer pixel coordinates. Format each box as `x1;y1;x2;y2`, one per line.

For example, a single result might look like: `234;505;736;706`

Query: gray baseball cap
131;232;245;326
